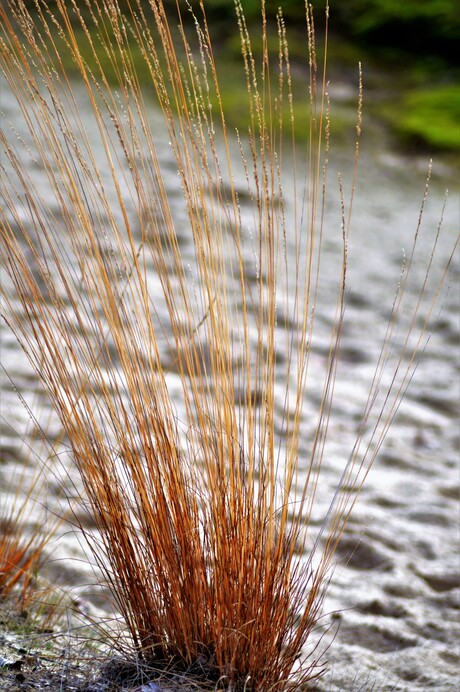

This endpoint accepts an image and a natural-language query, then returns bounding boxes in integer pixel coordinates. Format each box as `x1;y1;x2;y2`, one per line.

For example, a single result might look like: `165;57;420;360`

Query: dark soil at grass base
0;600;74;692
0;599;221;692
0;604;86;692
0;603;330;692
3;596;323;692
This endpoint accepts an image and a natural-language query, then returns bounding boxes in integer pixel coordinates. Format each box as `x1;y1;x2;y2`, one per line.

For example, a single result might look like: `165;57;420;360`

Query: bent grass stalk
0;0;457;688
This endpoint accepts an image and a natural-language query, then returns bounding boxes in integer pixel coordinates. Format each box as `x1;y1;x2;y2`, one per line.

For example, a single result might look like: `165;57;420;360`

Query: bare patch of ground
0;598;223;692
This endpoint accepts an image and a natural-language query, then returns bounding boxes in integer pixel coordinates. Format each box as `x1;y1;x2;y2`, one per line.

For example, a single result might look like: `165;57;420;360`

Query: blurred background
18;0;460;155
163;0;460;154
191;0;460;154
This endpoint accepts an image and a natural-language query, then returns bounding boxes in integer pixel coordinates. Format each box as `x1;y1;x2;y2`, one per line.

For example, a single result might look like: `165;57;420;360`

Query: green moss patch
386;84;460;151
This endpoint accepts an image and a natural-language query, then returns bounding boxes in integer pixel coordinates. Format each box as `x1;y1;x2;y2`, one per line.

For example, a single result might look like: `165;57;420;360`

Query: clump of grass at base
0;1;457;689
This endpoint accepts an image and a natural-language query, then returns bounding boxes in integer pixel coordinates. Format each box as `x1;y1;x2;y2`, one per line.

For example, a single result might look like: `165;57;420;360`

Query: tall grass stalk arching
0;0;457;689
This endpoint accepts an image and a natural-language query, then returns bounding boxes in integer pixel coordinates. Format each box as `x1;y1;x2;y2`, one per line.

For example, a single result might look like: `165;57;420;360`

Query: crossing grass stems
0;0;457;689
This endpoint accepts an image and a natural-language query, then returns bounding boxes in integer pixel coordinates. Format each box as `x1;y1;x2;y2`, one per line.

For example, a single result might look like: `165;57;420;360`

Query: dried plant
0;431;57;608
0;0;457;689
0;486;43;603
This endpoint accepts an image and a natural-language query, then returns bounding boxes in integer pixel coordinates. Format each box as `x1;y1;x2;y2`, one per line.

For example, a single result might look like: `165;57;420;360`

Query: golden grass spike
0;1;457;689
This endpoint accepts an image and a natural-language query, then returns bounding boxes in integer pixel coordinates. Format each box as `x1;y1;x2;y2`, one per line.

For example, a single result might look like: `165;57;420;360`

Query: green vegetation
22;0;460;149
193;0;459;59
386;85;460;151
183;0;460;151
329;0;459;60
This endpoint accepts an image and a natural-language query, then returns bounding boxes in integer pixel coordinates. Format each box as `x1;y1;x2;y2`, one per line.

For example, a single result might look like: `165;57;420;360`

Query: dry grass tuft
0;1;457;689
0;492;45;603
0;433;57;610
